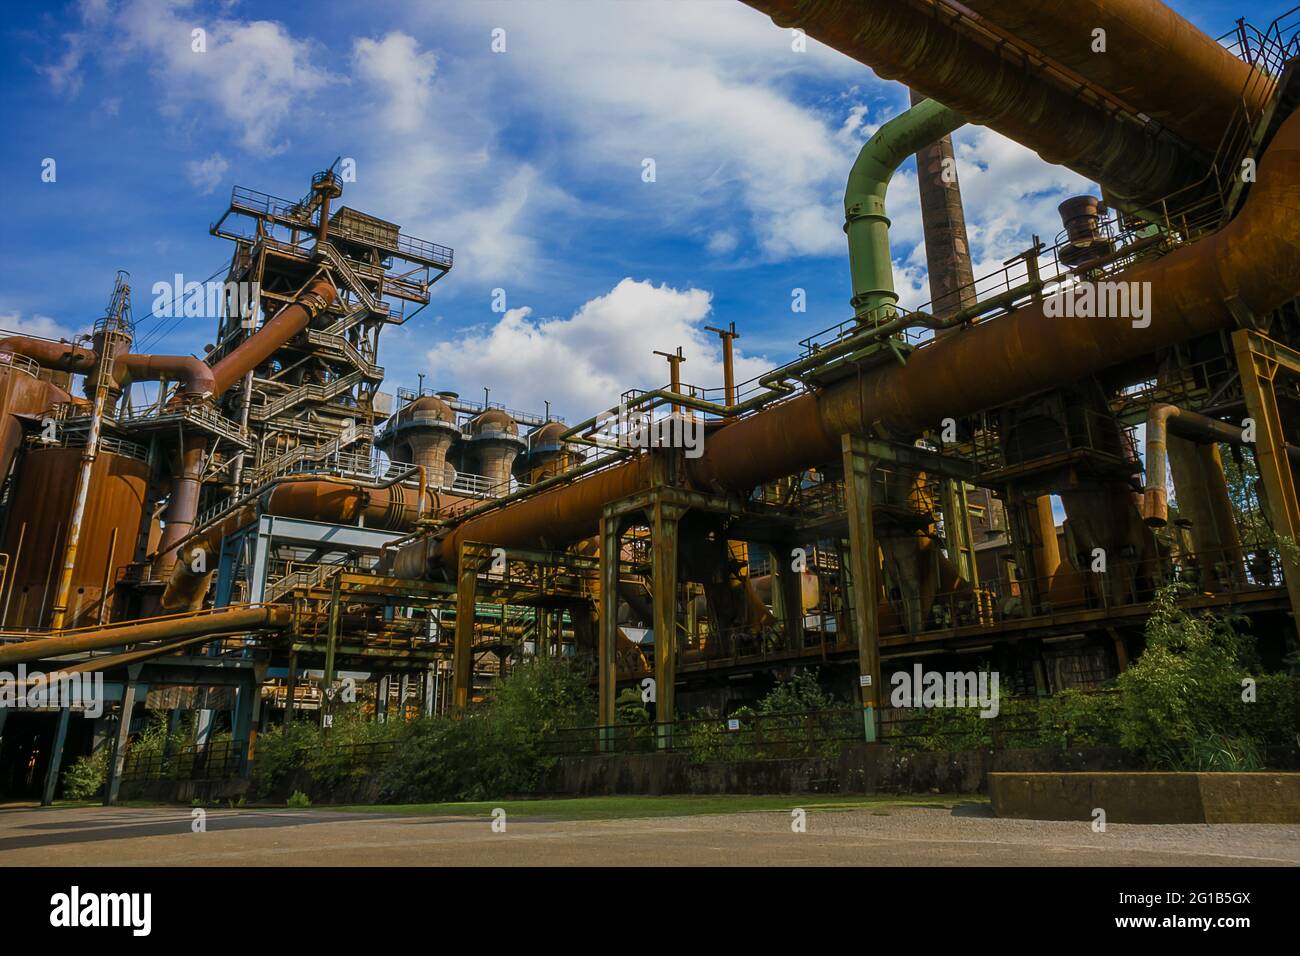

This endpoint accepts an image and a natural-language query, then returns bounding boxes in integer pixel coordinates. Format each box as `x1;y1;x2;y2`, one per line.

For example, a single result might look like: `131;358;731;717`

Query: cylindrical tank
1;446;148;628
522;420;580;483
467;409;525;492
377;395;460;488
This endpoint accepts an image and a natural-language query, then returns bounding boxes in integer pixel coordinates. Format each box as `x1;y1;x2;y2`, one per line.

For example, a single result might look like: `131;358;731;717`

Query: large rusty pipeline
0;337;97;374
955;0;1271;155
396;108;1300;578
739;0;1205;206
162;474;426;610
209;277;335;395
0;604;292;667
816;108;1300;438
392;455;655;578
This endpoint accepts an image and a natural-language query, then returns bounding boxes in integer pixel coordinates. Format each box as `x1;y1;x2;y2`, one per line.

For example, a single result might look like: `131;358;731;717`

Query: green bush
377;655;595;803
286;790;311;808
681;670;849;762
251;704;403;796
62;745;109;800
1118;580;1268;764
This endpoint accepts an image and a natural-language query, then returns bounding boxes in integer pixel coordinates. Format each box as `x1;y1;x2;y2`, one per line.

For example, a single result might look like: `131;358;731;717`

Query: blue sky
0;0;1288;421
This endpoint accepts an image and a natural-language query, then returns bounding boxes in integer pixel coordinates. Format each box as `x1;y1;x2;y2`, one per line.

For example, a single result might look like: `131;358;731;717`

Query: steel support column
284;650;298;725
940;479;980;586
41;707;71;806
105;663;142;806
1233;329;1300;643
651;501;684;749
597;514;620;750
842;434;882;742
771;541;806;651
452;545;481;711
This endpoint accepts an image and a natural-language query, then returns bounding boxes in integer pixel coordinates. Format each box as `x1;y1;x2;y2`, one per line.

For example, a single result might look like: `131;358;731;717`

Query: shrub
377;655;595;803
681;670;849;762
62;745;109;800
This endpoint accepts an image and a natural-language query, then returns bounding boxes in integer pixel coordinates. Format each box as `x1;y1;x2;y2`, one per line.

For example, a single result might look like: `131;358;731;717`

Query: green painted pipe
846;98;965;322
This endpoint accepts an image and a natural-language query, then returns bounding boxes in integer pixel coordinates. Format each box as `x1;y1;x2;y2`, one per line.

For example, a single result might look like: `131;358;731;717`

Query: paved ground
1;802;1297;866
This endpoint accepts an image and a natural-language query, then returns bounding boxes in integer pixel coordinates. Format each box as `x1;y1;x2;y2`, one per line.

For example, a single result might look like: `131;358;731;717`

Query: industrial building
0;0;1297;802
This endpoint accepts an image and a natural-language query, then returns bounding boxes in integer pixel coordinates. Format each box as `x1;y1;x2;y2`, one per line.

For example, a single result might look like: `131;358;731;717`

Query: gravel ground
1;802;1297;866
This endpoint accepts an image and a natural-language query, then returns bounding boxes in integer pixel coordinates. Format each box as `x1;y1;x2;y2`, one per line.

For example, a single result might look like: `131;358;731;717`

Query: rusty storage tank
376;394;460;488
0;354;76;482
0;444;148;629
467;408;525;491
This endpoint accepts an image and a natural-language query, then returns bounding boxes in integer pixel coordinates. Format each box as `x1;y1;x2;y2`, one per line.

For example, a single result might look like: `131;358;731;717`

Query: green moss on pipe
845;98;965;322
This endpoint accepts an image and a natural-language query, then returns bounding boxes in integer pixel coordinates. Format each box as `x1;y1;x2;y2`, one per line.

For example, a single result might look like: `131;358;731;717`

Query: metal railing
121;738;249;783
539;695;1119;758
0;351;42;379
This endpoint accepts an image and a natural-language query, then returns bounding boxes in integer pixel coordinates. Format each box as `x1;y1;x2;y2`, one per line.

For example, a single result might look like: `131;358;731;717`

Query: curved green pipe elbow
845;98;966;322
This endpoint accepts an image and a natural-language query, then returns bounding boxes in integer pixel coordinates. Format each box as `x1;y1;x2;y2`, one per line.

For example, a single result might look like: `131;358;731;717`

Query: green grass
329;793;986;821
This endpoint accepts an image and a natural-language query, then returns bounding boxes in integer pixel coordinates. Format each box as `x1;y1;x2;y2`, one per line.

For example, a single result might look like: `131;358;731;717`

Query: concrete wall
990;771;1300;823
536;745;1139;797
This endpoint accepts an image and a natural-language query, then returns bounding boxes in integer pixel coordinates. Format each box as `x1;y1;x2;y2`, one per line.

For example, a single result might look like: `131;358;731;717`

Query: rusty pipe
394;108;1300;579
209;278;335;396
955;0;1272;155
816;108;1300;439
1142;402;1300;526
0;604;292;667
155;434;207;577
152;274;338;576
114;352;215;400
161;473;425;610
739;0;1205;206
0;337;97;374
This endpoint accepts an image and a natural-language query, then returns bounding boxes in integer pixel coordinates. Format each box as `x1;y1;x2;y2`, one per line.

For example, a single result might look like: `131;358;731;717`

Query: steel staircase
250;369;365;422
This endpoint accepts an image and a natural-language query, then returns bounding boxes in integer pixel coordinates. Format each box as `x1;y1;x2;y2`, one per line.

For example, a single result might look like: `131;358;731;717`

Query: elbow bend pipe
1143;401;1300;526
114;353;216;400
846;98;965;320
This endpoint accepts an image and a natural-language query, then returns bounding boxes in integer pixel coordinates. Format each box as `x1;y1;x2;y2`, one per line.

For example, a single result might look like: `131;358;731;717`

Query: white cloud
39;38;87;96
49;0;335;154
186;152;229;194
421;278;772;419
352;32;437;134
949;127;1096;297
0;311;83;342
706;230;739;255
427;0;873;262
